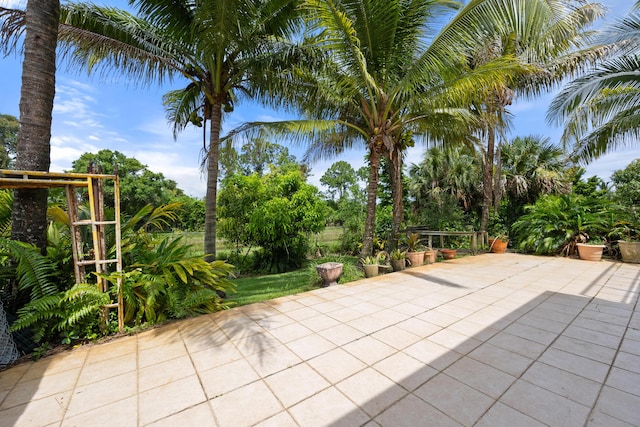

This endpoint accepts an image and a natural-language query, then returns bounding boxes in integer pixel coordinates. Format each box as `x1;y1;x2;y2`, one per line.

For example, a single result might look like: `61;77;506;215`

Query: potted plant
315;262;344;287
614;220;640;263
376;251;392;274
489;233;509;254
360;256;379;278
576;235;606;261
390;249;406;272
488;214;509;253
440;248;457;260
405;233;425;267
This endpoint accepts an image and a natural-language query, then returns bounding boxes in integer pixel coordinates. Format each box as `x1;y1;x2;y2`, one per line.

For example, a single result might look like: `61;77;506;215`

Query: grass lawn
228;254;362;307
228;269;316;306
158;228;359;307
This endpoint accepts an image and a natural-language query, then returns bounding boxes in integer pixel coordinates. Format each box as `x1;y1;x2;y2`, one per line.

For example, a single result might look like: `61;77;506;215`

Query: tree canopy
218;167;326;273
0;114;18;169
70;150;184;218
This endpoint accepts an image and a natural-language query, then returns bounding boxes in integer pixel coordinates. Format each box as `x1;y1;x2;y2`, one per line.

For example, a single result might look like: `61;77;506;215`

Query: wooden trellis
0;169;124;332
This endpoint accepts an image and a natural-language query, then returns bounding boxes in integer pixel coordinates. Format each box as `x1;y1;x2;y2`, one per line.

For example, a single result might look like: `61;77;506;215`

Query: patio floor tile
264;362;330;407
415;373;494;427
372;351;437;391
1;254;639;427
375;393;461;427
209;380;283;427
336;367;407;417
288;387;369;426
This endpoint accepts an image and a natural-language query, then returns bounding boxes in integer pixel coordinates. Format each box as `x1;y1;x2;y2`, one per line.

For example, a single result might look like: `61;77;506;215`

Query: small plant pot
378;264;393;274
406;251;425;267
390;259;405;272
619;241;640;263
440;249;457;260
363;264;379;278
315;262;343;287
489;238;509;254
576;243;605;261
424;249;437;264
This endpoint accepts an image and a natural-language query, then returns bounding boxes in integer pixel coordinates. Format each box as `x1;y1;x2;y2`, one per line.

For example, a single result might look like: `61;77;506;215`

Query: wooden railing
401;227;488;253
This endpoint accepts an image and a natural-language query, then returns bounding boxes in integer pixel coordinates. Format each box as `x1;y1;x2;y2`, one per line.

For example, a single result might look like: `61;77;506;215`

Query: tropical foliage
512;193;613;256
1;202;235;346
549;1;640;162
218;167;326;273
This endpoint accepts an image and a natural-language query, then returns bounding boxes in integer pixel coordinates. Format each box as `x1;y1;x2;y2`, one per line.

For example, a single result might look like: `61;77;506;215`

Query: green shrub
512;193;613;256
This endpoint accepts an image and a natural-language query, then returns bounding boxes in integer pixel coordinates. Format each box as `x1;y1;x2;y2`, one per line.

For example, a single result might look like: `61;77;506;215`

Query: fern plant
10;283;109;343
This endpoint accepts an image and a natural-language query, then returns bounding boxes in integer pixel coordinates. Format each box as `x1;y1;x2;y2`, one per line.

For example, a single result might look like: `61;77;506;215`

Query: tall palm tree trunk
204;100;222;262
361;147;381;257
389;148;403;250
11;0;59;251
480;124;495;233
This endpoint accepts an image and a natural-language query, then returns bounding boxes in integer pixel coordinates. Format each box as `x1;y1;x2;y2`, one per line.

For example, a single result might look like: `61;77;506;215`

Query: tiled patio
1;253;639;426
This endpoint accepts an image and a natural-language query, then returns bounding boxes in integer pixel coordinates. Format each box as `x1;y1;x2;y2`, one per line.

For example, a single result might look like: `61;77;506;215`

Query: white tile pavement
1;253;639;426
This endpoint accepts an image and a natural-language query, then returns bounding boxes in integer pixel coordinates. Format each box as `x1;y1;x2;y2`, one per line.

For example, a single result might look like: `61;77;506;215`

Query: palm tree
464;1;606;233
232;0;535;256
409;146;481;214
549;1;640;162
2;0;301;260
500;135;569;227
1;1;60;250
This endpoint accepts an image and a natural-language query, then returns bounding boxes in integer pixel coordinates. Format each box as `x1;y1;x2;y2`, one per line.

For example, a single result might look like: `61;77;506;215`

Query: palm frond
0;6;25;55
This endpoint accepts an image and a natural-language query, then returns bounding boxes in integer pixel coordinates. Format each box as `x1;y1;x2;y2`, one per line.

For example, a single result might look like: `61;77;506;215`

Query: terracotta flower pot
489;238;509;254
406;251;425;267
440;249;456;260
424;249;437;264
576;243;604;261
619;241;640;263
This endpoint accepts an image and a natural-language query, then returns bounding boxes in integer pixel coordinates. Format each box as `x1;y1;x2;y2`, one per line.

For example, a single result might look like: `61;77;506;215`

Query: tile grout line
57;346;91;427
472;262;631;426
584;263;640;426
178;318;225;427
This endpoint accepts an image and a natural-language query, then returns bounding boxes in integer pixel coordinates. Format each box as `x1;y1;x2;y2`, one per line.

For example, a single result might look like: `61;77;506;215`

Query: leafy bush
104;204;236;325
1;238;107;344
512;193;613;256
4;202;236;348
218;169;326;273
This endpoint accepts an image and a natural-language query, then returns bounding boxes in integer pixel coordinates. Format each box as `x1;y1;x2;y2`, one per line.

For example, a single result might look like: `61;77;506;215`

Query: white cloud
128;150;206;197
50;135;100;171
583;147;640;183
0;0;25;8
135;116;174;137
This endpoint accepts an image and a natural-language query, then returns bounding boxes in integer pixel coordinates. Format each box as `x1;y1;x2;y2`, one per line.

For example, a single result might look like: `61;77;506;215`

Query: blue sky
0;0;636;197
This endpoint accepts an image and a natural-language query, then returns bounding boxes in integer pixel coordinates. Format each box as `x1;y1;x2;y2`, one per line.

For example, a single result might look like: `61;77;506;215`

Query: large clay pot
619;241;640;263
489;238;509;254
440;249;457;260
576;243;605;261
315;262;343;287
406;251;425;267
424;249;437;264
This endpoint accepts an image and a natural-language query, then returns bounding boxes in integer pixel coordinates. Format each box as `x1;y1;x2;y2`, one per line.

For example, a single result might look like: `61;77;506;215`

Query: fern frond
0;237;59;299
